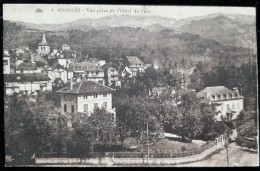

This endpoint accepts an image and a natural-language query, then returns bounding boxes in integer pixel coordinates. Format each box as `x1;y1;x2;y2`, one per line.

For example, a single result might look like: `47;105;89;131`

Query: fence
35;135;227;165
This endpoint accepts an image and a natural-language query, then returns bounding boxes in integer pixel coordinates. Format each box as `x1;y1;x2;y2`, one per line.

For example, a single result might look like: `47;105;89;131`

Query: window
84;104;88;113
226;104;229;109
71;105;75;113
94;94;98;98
64;104;67;112
103;102;107;110
94;103;98;109
96;71;98;74
84;94;88;99
103;93;107;97
232;103;235;110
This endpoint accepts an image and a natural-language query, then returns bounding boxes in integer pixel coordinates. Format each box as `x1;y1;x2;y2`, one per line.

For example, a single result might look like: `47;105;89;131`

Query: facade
4;73;52;96
197;86;244;121
57;81;115;115
62;44;70;51
3;50;11;74
38;32;50;55
101;63;121;88
68;62;105;85
15;63;42;73
120;66;133;78
48;62;68;83
125;56;144;76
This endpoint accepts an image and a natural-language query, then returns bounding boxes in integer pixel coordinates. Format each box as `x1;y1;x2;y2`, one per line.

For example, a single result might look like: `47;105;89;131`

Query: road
176;142;258;167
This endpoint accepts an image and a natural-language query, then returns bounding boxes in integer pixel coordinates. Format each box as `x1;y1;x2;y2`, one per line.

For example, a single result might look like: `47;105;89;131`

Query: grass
123;137;199;153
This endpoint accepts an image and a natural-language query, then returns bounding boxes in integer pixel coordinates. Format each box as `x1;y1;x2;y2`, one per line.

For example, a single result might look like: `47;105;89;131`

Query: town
3;8;258;166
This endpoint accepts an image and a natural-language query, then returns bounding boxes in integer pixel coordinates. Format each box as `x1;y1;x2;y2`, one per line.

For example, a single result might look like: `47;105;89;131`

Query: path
176;142;258;167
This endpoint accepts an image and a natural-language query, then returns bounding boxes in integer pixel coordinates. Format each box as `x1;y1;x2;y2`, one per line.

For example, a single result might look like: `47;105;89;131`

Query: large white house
125;56;144;76
57;80;115;115
197;86;244;121
68;62;105;85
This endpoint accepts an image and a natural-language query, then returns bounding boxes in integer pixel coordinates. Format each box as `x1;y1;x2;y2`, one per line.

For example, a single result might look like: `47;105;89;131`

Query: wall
77;93;112;114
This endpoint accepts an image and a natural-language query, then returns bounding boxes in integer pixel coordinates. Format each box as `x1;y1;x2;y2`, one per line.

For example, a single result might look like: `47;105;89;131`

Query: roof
52;62;65;70
101;63;118;70
34;55;48;64
4;73;50;82
19;46;29;51
62;44;70;47
17;53;31;60
197;86;244;101
126;56;143;65
3;50;10;57
38;32;48;46
197;86;233;98
152;87;165;91
57;81;115;94
68;62;103;72
16;63;37;70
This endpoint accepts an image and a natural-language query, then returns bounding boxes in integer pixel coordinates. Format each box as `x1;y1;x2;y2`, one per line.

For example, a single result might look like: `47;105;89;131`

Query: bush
181;146;186;152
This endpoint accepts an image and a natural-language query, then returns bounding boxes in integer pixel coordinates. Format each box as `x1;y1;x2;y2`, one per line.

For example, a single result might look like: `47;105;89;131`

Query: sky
3;4;256;24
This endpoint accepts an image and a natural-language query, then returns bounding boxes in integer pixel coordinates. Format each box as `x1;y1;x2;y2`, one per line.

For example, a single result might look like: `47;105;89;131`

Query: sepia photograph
2;3;259;167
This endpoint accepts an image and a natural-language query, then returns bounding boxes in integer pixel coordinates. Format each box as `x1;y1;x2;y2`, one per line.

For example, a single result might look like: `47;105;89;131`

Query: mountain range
9;13;256;50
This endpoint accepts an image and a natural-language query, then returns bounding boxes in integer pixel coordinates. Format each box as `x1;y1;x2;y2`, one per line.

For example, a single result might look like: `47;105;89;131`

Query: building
125;56;144;76
3;50;11;74
19;46;30;52
61;44;70;51
47;62;68;83
4;73;52;96
196;86;244;121
57;81;115;115
15;63;42;73
120;66;133;78
38;32;50;55
68;62;105;85
101;63;121;88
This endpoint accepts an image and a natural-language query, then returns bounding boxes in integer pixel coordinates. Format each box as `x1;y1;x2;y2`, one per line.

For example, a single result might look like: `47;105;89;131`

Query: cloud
35;8;43;13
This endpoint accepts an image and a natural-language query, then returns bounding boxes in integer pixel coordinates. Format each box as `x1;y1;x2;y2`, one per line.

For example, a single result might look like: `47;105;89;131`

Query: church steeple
41;32;47;44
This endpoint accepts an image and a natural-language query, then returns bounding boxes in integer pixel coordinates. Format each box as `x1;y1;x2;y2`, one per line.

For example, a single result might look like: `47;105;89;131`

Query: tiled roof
16;63;37;70
68;62;103;72
4;73;50;82
57;81;115;94
34;55;48;64
126;56;143;65
19;46;29;51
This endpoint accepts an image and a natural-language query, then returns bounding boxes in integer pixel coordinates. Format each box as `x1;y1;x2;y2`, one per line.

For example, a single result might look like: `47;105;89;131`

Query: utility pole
147;121;149;165
225;136;229;167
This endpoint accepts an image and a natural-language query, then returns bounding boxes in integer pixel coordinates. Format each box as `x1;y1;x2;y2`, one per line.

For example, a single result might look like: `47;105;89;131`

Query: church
38;32;50;55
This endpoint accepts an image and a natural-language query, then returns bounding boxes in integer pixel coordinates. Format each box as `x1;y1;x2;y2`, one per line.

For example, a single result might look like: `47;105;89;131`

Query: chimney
220;93;223;100
203;90;208;99
233;87;239;95
31;54;35;63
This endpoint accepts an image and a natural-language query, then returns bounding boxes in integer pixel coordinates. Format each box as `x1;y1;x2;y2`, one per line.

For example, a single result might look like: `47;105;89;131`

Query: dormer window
17;76;21;80
211;95;215;99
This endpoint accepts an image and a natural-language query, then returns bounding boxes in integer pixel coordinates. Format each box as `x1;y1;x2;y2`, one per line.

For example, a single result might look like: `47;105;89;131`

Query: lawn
123;136;201;153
